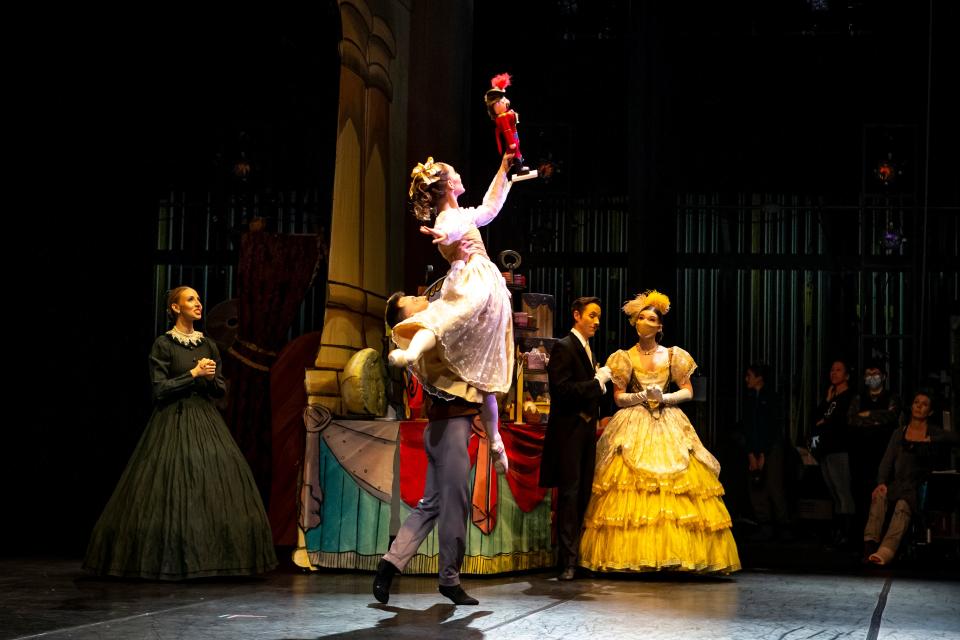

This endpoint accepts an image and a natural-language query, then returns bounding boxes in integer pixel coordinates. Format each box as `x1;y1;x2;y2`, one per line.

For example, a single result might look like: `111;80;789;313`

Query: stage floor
2;557;957;640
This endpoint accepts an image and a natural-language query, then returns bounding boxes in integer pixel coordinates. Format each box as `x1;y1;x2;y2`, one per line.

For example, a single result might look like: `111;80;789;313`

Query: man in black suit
539;296;612;580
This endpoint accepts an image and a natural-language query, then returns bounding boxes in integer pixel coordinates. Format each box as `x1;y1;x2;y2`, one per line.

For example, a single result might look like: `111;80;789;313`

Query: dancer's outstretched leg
389;329;507;474
482;393;508;473
388;329;436;367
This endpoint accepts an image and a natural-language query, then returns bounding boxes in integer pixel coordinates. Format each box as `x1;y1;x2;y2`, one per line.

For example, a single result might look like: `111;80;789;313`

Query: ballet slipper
491;434;509;474
388;349;409;368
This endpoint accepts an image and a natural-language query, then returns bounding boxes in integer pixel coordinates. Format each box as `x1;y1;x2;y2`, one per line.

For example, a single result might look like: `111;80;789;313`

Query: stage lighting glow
880;223;906;253
875;153;901;186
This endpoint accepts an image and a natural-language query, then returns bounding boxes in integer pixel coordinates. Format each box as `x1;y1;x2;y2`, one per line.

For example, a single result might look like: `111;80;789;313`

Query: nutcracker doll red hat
484;73;512;118
485;72;511;99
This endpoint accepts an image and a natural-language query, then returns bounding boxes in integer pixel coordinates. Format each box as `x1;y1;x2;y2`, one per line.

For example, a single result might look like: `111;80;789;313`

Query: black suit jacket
539;333;606;487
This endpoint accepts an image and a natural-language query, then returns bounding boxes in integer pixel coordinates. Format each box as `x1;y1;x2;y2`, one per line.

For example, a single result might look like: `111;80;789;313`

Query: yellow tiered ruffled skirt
579;453;741;573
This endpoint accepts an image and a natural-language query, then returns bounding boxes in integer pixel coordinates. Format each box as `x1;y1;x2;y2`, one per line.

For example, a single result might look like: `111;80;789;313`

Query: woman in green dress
83;286;276;580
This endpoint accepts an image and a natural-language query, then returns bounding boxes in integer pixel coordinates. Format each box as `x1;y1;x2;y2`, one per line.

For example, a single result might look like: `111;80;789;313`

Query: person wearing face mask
577;290;740;574
847;361;901;524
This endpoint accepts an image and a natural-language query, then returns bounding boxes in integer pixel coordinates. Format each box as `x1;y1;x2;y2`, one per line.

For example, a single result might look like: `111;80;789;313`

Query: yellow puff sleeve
670;346;698;386
605;349;633;390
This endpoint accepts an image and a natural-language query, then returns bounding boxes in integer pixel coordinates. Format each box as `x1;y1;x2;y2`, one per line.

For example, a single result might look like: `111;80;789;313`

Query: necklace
637;343;659;356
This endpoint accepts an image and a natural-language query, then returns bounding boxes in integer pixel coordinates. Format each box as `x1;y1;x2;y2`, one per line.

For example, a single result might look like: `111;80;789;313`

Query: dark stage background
7;1;958;555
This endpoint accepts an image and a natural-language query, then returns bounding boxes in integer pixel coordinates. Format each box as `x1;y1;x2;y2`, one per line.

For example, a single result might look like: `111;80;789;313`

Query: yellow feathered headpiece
408;157;444;198
622;289;671;325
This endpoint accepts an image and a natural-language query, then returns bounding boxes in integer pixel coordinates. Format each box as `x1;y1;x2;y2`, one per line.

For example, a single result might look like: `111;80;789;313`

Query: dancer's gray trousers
384;416;472;586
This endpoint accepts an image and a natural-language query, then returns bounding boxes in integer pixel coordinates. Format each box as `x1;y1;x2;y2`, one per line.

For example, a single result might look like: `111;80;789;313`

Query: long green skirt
83;395;277;580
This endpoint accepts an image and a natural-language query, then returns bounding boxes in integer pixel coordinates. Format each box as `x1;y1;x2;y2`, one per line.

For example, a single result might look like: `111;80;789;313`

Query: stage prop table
293;407;554;575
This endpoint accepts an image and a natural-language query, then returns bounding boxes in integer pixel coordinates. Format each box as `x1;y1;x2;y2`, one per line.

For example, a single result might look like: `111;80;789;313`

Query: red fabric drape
470;417;498;533
268;331;323;545
224;231;322;506
399;421;480;509
498;421;549;513
398;420;548;517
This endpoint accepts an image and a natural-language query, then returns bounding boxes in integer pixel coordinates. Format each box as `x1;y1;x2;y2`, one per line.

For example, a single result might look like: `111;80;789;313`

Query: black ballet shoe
372;559;399;604
439;584;479;605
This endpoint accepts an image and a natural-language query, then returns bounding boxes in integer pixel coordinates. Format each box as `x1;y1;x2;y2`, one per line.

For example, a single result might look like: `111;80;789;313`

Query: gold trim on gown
579;347;741;573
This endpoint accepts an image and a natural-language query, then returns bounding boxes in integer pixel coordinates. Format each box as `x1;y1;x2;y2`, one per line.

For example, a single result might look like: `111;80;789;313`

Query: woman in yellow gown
579;290;740;573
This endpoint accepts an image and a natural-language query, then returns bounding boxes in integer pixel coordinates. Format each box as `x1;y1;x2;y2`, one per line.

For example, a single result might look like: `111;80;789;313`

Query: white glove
615;390;647;408
645;385;663;404
662;388;693;405
594;366;612;387
387;349;410;368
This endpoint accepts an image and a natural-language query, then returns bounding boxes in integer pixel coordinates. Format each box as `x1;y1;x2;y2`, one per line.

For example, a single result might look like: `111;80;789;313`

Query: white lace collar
167;327;205;347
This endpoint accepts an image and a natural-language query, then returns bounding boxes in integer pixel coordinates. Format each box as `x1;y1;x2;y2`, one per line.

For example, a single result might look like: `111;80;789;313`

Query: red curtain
398;420;548;519
224;230;322;506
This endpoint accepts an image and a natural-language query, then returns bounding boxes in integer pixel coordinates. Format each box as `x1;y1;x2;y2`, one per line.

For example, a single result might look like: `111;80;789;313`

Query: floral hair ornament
622;289;671;325
409;157;444;198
